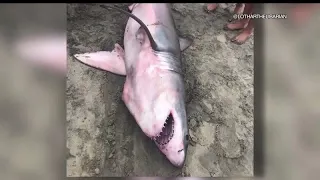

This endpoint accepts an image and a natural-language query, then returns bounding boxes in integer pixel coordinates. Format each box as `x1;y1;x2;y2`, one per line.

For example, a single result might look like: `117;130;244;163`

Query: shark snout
160;138;187;168
173;131;189;168
169;148;186;168
154;108;189;168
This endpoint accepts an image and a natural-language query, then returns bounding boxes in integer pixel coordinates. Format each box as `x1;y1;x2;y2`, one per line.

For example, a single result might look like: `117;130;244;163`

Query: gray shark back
150;4;181;57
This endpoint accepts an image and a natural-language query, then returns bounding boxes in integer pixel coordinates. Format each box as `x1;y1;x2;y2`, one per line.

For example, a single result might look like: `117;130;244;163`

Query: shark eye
185;134;189;142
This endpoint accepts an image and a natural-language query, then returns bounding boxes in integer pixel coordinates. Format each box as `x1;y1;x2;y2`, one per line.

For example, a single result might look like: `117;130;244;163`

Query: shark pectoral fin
73;43;126;75
179;37;193;52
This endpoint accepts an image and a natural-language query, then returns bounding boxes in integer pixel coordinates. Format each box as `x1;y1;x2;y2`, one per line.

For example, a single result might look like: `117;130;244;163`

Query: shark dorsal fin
100;4;159;51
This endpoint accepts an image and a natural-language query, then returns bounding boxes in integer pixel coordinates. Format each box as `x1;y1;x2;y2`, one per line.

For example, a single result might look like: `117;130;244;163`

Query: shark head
122;58;189;167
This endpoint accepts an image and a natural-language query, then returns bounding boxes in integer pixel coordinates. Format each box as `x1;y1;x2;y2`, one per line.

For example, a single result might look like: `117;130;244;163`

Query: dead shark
74;3;192;167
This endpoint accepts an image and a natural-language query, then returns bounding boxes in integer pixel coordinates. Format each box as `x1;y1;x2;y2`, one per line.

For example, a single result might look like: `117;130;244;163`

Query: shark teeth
154;116;169;137
154;114;174;146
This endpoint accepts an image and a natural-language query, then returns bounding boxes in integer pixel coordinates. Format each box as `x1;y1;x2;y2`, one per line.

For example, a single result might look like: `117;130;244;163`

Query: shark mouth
154;113;174;146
